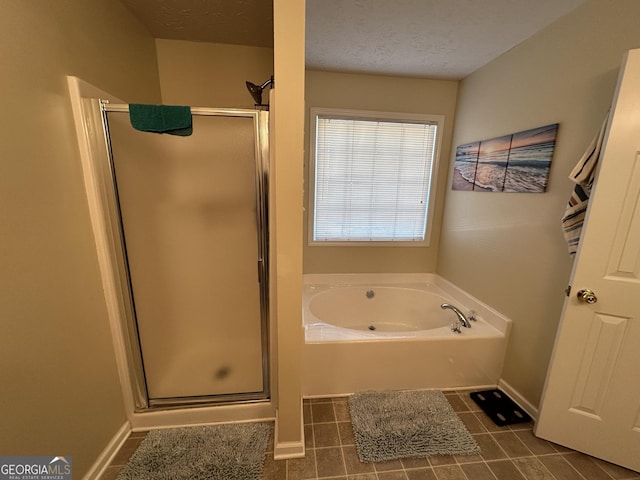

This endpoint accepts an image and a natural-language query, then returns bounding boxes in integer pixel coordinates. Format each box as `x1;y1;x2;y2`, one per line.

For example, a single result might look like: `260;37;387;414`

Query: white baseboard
83;421;131;480
273;407;306;460
273;439;305;460
498;378;539;421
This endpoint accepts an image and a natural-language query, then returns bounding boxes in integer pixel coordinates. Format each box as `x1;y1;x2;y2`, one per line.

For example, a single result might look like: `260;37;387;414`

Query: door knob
576;289;598;304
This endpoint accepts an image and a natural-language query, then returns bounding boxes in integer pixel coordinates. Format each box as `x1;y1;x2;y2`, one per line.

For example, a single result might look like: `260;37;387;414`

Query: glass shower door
105;110;267;403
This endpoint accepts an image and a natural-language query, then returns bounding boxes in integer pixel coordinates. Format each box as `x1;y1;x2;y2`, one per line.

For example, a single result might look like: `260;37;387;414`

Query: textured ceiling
306;0;588;79
120;0;588;79
120;0;274;48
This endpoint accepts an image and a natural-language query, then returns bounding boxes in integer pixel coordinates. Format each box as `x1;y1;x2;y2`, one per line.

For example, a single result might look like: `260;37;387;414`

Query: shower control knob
576;288;598;304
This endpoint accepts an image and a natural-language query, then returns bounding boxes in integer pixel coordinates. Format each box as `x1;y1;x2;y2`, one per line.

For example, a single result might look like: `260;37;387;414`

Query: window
309;108;443;245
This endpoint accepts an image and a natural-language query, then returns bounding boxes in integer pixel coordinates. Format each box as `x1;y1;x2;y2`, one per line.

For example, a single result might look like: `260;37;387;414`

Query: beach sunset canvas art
453;124;559;193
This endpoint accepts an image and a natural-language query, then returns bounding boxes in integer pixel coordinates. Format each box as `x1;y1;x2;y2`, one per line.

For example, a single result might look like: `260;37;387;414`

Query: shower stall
81;98;270;410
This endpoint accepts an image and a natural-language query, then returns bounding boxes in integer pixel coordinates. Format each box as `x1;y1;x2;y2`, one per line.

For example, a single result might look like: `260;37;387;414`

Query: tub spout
441;303;471;328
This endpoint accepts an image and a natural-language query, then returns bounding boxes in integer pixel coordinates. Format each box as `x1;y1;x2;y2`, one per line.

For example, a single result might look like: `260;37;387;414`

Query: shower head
245;76;274;106
246;81;263;105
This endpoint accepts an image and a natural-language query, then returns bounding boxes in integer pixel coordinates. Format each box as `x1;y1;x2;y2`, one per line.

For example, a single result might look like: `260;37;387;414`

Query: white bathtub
302;273;511;396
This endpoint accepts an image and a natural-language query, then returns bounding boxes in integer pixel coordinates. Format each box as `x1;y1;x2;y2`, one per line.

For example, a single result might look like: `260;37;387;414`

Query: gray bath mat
349;390;480;462
116;422;272;480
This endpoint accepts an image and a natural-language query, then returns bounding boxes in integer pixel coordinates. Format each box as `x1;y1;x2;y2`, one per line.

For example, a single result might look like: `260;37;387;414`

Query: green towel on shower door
129;104;193;136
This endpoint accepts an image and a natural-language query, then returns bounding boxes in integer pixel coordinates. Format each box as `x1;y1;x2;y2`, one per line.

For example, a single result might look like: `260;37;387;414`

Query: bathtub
302;273;511;397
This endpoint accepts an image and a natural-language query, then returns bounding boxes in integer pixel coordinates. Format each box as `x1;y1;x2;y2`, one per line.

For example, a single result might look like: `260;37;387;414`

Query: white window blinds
312;114;439;243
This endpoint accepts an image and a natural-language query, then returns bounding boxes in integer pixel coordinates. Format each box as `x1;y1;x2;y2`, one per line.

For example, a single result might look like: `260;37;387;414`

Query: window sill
308;240;431;247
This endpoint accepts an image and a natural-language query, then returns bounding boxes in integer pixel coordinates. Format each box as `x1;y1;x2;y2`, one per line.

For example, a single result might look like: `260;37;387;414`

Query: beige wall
156;39;273;107
272;0;305;452
438;0;640;408
304;71;458;273
0;1;160;477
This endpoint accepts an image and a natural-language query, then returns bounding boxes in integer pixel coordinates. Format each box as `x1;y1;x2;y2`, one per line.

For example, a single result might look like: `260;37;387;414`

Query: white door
535;49;640;472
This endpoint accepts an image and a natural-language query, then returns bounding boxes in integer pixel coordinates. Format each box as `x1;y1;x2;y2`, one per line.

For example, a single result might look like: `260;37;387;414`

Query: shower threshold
143;392;270;411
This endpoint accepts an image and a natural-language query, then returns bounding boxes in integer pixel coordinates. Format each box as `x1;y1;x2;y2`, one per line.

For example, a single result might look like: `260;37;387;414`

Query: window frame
308;107;445;247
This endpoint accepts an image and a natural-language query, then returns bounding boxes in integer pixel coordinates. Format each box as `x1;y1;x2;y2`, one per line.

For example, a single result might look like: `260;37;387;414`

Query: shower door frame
100;103;271;410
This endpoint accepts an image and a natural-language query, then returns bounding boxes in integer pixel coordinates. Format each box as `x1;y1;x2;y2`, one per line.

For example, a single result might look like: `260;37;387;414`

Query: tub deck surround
302;273;512;397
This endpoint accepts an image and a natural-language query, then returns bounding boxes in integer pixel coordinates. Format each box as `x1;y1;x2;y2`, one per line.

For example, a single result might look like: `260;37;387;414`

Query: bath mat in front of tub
348;390;480;462
116;422;272;480
469;389;531;426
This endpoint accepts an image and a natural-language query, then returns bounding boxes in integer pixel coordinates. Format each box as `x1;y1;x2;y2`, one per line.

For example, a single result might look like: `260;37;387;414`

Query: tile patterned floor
102;390;640;480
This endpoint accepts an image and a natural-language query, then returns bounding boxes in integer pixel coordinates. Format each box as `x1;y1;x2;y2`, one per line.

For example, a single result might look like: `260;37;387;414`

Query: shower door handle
257;258;264;284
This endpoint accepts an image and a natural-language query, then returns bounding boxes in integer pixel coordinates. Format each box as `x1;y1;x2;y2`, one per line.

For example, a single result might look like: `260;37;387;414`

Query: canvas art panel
453;124;559;193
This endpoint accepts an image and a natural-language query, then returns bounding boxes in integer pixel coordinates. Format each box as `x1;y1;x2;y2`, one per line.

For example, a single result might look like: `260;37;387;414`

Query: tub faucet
441;303;471;328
